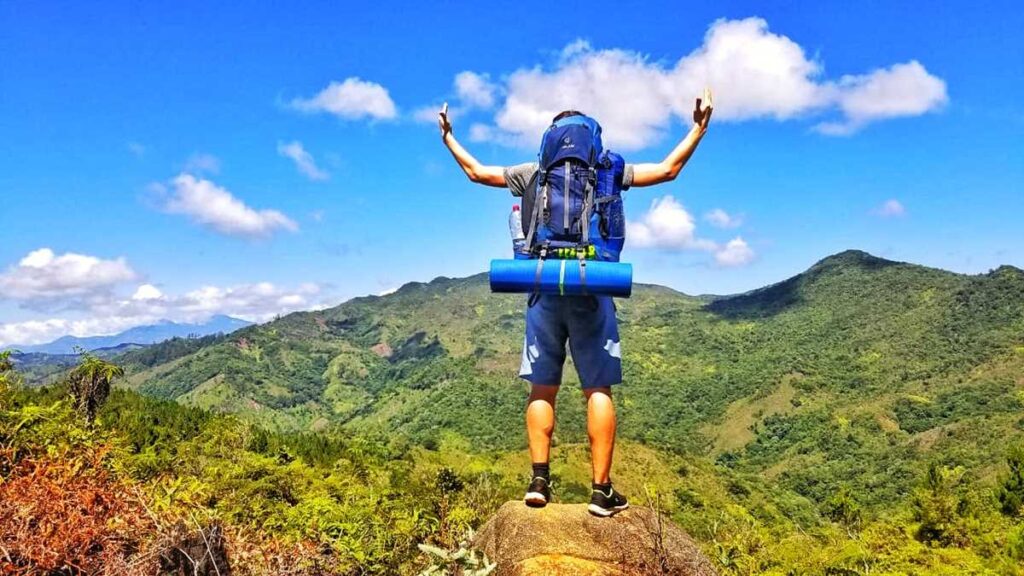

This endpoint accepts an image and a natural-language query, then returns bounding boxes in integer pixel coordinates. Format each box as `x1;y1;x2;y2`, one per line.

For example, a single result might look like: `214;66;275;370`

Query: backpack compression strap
578;250;588;295
528;244;549;307
563;161;572;233
523;173;547;253
580;167;596;244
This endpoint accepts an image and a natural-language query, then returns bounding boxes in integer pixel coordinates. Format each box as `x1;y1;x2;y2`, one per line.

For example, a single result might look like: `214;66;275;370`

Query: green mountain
8;249;1024;574
119;250;1024;511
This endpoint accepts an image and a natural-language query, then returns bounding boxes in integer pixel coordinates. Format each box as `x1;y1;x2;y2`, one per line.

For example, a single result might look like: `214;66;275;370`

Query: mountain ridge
118;249;1023;445
11;314;252;355
19;248;1024;528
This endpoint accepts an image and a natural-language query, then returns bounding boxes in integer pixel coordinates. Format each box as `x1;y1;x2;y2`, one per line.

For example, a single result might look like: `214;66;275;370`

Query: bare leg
526;384;559;464
584;387;616;484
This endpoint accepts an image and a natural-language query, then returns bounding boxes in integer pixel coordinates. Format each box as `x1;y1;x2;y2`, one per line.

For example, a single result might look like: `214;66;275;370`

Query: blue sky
1;0;1022;345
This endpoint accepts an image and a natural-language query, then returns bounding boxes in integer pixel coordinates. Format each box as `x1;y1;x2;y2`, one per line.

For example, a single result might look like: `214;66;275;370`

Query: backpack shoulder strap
522;170;539;224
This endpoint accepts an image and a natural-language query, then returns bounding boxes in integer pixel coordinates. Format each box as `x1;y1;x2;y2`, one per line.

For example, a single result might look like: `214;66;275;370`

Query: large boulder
472;502;718;576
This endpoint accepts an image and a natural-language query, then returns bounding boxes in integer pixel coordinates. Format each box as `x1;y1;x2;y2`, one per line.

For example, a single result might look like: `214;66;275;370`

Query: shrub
997;444;1024;517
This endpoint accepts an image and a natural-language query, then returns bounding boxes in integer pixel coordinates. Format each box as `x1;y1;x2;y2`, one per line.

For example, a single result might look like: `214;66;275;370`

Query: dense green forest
4;250;1024;574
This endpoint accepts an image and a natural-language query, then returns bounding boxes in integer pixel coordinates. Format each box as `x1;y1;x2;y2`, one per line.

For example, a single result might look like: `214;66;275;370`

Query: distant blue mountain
12;315;252;354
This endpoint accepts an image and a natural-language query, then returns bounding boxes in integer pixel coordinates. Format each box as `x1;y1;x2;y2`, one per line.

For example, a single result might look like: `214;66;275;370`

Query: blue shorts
519;294;622;389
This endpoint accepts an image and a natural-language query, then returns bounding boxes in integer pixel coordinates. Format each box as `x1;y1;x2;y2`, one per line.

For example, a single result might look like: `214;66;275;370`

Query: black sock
593;481;612;492
532;463;550;481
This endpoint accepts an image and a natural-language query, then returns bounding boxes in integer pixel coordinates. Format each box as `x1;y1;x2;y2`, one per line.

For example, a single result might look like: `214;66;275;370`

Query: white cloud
704;208;743;229
0;317;146;349
463;18;946;149
132;283;163;301
411;72;496;125
290;77;397;120
86;281;327;326
1;319;66;348
277;140;329;181
413;102;473;125
714;237;755;267
454;71;497;109
629;196;716;251
0;248;136;303
127;142;146;157
0;281;332;347
162;173;298;238
873;199;906;217
469;123;496;142
413;105;443;123
628;196;756;266
816;61;948;135
560;39;592;60
183;153;221;174
492;46;675;150
161;282;325;322
670;18;828;123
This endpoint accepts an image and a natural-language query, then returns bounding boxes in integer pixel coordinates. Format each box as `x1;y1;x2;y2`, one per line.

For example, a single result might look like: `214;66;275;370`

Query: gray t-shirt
503;162;635;197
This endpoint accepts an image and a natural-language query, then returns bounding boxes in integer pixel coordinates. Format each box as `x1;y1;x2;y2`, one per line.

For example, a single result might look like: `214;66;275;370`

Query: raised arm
438;103;506;187
631;88;714;188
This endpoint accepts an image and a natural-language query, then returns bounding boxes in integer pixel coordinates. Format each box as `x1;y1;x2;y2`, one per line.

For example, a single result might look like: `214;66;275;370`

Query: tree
0;350;20;404
66;352;124;424
0;350;13;384
912;462;968;547
998;444;1024;517
824;485;862;529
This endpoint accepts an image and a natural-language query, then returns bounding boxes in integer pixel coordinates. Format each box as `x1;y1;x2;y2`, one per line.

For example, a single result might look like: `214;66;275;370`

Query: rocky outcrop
472;502;717;576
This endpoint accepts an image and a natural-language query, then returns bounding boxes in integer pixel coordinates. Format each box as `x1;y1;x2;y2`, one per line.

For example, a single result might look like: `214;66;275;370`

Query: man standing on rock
438;91;713;516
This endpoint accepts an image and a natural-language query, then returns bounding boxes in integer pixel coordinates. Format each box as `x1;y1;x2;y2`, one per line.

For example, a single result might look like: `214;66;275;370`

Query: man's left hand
438;102;453;140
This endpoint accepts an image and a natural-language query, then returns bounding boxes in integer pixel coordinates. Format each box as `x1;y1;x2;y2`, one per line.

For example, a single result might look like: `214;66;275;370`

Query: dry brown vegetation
0;446;153;575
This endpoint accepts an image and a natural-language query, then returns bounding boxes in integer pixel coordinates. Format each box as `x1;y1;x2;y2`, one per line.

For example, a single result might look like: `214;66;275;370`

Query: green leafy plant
417;528;496;576
0;350;20;399
66;350;124;423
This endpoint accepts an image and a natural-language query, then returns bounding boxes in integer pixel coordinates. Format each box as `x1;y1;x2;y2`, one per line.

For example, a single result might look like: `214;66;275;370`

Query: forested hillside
119;250;1024;509
5;250;1024;574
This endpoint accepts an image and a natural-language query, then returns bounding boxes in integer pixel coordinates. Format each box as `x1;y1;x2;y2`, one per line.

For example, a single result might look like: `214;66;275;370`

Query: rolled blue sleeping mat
489;259;632;297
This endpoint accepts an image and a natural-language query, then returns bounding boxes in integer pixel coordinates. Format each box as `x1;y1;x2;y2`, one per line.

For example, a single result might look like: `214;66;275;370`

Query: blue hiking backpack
519;114;628;267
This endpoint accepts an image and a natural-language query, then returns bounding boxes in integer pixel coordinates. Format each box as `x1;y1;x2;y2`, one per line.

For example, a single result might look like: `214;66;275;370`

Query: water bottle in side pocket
509;205;527;258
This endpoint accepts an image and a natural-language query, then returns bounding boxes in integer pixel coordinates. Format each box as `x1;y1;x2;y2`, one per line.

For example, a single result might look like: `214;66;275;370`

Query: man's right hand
693;87;713;132
438;102;453;141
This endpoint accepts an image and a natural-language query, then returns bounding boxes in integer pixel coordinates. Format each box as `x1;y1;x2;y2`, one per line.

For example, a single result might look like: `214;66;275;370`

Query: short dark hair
552;110;584;122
